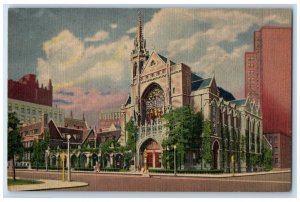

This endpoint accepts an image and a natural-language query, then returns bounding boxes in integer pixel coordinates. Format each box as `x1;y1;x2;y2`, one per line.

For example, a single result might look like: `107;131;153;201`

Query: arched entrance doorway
139;138;161;169
80;153;87;169
212;141;220;170
71;155;77;168
92;153;98;167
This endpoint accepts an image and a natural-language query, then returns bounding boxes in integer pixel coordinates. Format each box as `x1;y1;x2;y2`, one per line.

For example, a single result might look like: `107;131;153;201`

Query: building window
150;60;156;66
173;87;175;94
27;108;30;114
15;104;19;111
8;104;12;111
32;109;36;115
21;106;25;113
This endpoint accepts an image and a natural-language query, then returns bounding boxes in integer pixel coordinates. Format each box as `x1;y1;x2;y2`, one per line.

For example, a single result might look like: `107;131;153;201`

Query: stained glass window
145;86;165;122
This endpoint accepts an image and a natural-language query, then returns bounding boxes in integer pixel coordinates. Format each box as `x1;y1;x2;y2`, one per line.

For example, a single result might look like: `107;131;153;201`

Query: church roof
230;99;246;106
157;54;176;65
191;78;212;91
191;73;203;82
218;87;235;101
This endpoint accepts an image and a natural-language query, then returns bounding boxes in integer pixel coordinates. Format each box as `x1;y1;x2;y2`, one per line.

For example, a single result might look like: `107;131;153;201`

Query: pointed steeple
137;11;143;44
133;11;147;53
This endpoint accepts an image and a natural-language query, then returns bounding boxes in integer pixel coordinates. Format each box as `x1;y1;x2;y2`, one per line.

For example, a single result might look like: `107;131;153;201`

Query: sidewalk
14;168;291;178
148;169;291;178
8;178;88;191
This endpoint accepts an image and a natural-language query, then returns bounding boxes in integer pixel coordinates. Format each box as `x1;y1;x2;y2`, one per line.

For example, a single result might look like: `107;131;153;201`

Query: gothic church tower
130;12;149;124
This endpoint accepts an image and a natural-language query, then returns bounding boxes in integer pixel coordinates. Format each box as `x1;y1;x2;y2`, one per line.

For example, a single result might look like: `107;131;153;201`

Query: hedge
149;169;224;174
74;168;94;171
73;168;130;172
15;166;28;169
31;166;63;170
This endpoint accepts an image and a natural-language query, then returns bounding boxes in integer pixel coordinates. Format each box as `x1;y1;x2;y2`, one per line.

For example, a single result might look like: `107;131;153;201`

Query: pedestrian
96;162;100;173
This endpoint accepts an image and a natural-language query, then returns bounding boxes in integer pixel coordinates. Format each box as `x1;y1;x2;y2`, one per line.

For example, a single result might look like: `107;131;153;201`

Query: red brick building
245;26;292;168
8;74;53;107
264;133;291;168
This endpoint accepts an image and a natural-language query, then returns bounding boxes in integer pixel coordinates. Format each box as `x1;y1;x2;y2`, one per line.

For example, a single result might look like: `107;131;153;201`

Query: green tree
202;119;212;168
220;125;226;170
163;106;203;170
240;135;246;161
123;118;138;169
8;112;24;181
31;132;49;170
261;141;273;171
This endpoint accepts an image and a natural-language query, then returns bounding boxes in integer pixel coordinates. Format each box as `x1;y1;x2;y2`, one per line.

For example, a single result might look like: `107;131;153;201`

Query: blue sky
8;8;292;125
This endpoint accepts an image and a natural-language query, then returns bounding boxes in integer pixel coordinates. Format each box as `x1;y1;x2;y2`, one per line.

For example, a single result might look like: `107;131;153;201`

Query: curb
14;168;291;178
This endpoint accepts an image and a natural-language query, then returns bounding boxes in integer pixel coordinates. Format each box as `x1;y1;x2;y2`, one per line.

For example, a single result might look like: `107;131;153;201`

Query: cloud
84;31;109;42
126;26;136;34
37;29;132;94
53;87;128;125
141;8;291;97
36;8;291;119
110;23;118;29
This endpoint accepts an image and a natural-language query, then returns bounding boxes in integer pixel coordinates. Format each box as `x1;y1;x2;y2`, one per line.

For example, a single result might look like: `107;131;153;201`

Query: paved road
8;170;291;192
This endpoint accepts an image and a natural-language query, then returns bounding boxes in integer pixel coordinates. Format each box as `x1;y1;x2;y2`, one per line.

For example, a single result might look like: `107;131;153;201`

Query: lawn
8;179;44;186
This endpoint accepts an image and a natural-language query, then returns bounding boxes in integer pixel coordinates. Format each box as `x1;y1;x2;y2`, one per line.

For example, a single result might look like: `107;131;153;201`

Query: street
8;170;291;192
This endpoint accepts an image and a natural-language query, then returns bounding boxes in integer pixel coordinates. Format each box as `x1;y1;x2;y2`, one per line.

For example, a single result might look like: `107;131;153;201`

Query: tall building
245;26;292;168
8;74;53;107
8;98;64;126
119;13;264;172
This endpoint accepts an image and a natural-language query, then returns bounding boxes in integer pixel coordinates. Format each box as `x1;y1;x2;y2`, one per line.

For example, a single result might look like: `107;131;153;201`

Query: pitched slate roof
191;73;203;82
218;87;236;101
191;78;212;91
157;53;176;65
230;99;246;106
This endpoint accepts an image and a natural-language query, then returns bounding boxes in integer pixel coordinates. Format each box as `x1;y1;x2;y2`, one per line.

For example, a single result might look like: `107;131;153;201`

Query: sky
8;8;292;126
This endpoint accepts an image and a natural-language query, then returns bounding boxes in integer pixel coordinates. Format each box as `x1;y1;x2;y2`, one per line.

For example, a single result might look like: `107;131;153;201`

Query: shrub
149;169;224;174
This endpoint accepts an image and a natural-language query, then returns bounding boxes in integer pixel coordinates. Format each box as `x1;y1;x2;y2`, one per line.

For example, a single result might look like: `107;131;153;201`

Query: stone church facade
120;14;265;172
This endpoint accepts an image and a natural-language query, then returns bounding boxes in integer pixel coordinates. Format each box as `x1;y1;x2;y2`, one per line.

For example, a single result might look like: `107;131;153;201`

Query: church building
120;13;265;172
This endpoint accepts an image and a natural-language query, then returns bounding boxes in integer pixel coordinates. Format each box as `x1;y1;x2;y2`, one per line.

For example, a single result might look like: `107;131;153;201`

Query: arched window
211;102;217;134
142;84;165;124
150;60;156;66
133;62;137;77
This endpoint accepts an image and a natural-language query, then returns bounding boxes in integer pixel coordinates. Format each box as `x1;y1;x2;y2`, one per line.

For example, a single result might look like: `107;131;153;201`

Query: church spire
137;11;143;44
133;11;146;52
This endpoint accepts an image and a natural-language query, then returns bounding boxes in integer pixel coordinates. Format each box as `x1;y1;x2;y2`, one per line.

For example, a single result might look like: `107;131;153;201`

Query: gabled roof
191;78;212;91
230;99;246;106
157;53;176;65
218;87;235;101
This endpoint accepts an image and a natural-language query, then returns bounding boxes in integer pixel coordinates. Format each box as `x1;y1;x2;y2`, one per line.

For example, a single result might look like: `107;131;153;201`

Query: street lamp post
166;146;169;169
45;148;49;172
174;145;177;176
67;134;71;182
